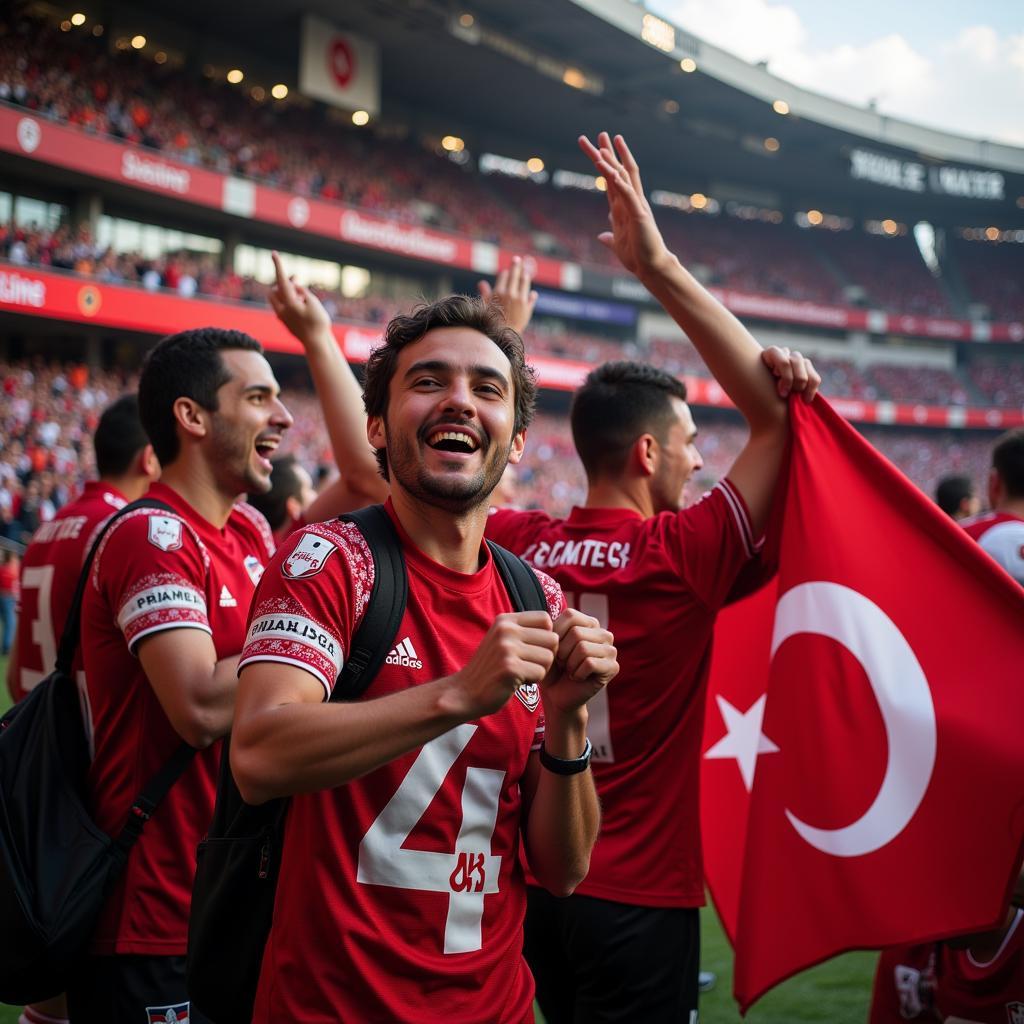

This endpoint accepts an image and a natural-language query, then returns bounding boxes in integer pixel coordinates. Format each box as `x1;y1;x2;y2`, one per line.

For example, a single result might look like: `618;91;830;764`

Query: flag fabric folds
701;397;1024;1012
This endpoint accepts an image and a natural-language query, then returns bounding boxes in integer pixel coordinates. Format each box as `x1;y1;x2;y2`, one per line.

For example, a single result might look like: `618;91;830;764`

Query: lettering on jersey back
30;515;88;544
523;538;631;571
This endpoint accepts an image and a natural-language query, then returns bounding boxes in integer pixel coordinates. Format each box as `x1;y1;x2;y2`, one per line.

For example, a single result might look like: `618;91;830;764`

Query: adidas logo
219;584;237;608
386;636;423;670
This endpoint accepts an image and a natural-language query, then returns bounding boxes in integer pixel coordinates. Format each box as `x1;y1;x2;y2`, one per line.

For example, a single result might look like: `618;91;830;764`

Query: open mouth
254;437;279;470
426;428;480;456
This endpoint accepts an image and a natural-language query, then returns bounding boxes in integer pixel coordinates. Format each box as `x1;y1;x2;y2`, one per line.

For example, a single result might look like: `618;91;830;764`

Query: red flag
701;397;1024;1012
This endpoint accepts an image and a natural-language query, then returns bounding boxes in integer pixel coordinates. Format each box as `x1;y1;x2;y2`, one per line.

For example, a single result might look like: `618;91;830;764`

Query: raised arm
579;132;820;532
268;252;388;516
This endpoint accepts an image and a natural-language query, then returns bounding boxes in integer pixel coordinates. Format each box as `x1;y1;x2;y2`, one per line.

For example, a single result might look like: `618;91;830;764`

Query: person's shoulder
232;500;277;558
487;504;558;541
530;565;565;620
963;511;1024;540
268;519;376;618
93;503;206;578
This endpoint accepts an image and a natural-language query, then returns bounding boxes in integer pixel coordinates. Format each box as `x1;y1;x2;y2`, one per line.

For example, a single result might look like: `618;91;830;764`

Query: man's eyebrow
242;383;276;396
404;359;510;389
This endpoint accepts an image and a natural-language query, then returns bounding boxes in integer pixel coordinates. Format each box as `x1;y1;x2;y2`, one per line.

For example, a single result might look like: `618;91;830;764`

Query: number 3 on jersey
357;724;504;954
564;591;614;763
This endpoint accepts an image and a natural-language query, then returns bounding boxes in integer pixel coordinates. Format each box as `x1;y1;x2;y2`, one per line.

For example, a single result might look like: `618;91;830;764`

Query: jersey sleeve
93;509;210;654
976;521;1024;586
238;523;374;700
662;479;764;611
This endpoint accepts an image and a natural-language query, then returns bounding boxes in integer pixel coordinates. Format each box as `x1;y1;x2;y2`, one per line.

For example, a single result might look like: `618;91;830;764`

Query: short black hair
363;295;537;480
94;393;149;478
935;474;974;517
139;327;263;465
570;361;688;480
247;454;304;532
993;428;1024;499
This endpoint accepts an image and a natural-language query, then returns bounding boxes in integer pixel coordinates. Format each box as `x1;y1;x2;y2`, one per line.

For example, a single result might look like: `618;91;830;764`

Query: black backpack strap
55;497;175;676
335;505;409;701
114;741;198;852
487;541;547;613
50;495;194;847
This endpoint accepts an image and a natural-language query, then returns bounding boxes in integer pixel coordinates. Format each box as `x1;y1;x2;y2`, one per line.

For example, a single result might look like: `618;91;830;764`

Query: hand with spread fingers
578;131;676;280
267;250;333;349
761;346;822;403
478;255;538;335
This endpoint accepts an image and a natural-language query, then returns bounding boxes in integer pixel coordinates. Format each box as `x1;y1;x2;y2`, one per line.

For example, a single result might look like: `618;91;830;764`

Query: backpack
0;498;197;1004
187;503;547;1024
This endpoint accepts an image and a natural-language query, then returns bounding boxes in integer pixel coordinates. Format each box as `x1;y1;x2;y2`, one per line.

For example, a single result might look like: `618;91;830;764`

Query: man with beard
68;328;291;1022
230;296;619;1023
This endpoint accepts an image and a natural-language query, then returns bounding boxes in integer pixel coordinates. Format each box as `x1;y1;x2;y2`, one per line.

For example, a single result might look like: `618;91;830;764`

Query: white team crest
515;682;540;711
244;554;264;584
147;515;183;552
283;533;337;579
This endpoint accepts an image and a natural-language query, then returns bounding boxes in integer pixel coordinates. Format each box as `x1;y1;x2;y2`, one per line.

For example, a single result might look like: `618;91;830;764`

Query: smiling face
207;348;293;496
368;327;525;514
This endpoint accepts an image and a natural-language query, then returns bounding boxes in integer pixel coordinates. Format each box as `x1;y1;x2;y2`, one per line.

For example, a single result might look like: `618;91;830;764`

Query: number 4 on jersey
357;724;505;954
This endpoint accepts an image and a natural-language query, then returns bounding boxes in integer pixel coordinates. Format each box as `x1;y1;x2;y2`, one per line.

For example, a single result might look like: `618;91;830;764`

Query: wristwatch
539;737;593;775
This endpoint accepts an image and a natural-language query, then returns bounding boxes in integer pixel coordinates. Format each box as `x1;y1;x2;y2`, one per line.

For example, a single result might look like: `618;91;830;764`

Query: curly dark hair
363;295;537;479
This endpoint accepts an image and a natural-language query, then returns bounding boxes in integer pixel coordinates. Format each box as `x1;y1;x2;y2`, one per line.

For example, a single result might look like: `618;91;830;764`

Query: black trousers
67;955;211;1024
524;886;700;1024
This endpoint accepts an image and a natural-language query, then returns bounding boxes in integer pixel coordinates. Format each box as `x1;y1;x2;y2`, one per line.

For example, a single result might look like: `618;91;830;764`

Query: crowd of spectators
0;356;1004;544
5;216;1024;411
1;11;1020;323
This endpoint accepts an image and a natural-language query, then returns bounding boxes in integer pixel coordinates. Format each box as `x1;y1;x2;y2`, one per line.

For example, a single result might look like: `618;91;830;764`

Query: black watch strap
539;737;593;775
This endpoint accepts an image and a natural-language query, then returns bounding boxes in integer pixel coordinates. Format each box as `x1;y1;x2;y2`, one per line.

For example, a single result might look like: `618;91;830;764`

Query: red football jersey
81;481;274;955
487;479;759;907
963;512;1024;587
239;502;564;1024
870;909;1024;1022
14;481;127;699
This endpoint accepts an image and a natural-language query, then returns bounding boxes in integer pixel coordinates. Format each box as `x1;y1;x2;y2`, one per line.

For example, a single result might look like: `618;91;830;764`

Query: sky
646;0;1024;147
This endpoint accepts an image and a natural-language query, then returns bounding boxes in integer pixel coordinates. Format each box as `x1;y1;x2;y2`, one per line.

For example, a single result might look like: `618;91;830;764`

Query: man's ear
172;397;209;444
284;494;303;524
988;467;1002;510
507;429;526;466
367;415;386;453
140;443;161;480
632;434;658;478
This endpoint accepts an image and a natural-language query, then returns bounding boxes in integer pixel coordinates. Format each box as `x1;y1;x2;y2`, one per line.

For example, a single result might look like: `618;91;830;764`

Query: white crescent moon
771;582;936;858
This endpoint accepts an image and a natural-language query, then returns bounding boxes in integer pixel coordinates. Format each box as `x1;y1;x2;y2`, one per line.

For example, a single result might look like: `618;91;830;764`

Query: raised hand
267;250;333;349
761;346;822;402
578;132;674;280
450;611;558;719
541;608;618;717
477;255;538;335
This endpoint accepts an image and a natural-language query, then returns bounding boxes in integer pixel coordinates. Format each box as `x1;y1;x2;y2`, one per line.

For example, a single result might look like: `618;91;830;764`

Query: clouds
649;0;1024;146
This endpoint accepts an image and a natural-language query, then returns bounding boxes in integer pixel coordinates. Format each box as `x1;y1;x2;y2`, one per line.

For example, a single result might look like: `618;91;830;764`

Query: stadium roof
116;0;1024;222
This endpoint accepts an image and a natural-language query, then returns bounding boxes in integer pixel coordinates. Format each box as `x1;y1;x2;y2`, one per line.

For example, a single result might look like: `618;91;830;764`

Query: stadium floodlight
60;20;72;32
458;12;475;27
772;99;790;115
679;58;697;73
272;84;289;100
527;157;544;173
154;52;167;65
662;100;679;114
227;68;244;84
130;34;146;49
71;13;86;26
442;136;465;153
763;137;780;152
352;110;370;126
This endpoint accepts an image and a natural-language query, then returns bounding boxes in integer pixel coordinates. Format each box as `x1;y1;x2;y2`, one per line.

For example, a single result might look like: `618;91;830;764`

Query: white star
703;694;780;792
